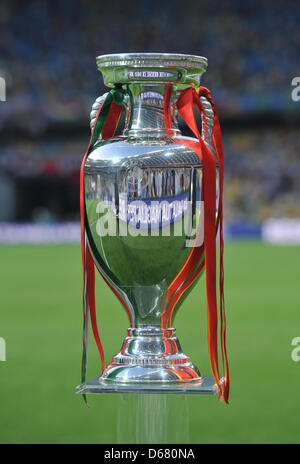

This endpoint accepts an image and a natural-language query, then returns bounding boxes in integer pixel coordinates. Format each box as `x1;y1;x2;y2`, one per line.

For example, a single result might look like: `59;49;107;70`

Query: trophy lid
96;53;208;89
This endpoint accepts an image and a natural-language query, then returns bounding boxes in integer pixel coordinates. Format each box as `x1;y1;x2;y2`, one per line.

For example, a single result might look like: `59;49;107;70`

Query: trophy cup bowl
77;53;221;395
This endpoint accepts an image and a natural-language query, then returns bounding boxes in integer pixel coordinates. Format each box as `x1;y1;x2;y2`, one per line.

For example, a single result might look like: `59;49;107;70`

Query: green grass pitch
0;241;299;443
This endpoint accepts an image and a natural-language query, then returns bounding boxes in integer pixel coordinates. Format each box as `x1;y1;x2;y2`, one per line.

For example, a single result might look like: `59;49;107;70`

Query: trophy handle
199;95;216;155
89;93;109;132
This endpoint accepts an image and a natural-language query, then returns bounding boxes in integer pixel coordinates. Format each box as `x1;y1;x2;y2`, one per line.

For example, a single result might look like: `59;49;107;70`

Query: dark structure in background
0;0;299;222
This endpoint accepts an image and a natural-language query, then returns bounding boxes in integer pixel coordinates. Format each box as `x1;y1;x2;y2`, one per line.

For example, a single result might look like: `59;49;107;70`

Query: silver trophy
76;53;223;396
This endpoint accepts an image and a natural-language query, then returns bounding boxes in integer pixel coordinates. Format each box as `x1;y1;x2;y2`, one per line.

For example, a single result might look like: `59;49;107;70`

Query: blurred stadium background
0;0;300;444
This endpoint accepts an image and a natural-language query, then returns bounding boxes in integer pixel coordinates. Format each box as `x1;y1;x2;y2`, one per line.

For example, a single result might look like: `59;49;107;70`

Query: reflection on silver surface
85;84;206;331
82;55;219;387
85;141;204;324
96;52;207;88
96;52;207;69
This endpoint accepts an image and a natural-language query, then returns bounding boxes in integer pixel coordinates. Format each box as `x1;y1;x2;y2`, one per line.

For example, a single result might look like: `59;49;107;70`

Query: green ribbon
80;86;125;406
90;87;125;147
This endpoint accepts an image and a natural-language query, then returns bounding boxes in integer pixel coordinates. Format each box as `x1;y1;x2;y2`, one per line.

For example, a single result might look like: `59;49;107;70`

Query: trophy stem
123;82;180;139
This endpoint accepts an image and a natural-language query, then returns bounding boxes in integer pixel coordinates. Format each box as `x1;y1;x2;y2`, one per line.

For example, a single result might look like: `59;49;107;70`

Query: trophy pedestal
76;326;222;395
76;374;220;395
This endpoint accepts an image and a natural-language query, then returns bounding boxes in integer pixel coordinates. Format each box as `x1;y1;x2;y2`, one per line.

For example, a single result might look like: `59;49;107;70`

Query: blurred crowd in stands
0;0;299;223
224;129;300;222
0;0;299;129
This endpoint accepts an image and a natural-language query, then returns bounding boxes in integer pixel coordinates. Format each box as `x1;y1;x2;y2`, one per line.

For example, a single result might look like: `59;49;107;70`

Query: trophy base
76;375;221;395
76;326;221;395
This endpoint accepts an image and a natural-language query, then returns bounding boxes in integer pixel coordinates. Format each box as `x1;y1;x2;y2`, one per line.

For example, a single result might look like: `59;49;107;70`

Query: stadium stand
0;0;299;228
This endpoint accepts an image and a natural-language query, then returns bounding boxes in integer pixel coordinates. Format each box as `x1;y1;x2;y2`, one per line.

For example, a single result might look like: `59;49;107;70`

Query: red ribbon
174;86;229;403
